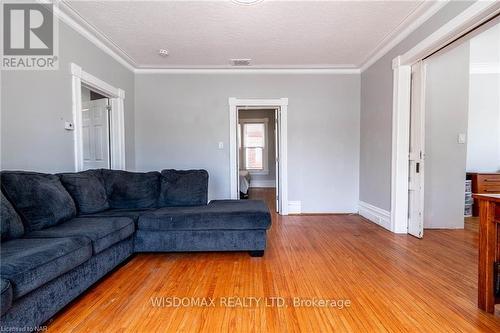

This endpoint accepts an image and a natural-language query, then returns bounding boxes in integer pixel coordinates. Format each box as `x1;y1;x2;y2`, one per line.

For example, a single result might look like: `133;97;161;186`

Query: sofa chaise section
135;200;271;255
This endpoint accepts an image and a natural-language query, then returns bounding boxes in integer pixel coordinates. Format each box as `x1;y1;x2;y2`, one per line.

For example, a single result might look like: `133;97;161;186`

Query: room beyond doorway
228;98;289;215
238;108;277;199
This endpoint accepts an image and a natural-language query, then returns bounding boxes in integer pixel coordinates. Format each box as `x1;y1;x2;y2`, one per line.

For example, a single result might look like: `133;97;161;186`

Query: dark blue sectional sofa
0;169;271;330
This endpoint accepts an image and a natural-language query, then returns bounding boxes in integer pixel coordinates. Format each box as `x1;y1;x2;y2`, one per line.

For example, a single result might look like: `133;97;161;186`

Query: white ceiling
63;0;434;69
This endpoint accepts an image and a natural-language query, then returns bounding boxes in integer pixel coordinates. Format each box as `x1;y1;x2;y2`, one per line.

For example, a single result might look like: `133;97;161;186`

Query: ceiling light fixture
158;49;169;57
232;0;264;6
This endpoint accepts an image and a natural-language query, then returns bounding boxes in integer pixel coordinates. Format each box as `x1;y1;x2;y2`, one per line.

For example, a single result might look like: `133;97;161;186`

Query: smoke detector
230;59;252;66
158;49;169;57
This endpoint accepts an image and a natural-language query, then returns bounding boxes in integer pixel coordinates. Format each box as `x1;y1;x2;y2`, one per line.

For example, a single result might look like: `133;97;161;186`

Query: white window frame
239;118;269;175
70;63;126;171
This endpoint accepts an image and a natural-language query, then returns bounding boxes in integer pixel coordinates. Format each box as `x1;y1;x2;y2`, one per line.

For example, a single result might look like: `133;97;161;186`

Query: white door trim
390;1;500;234
229;98;289;215
70;63;126;171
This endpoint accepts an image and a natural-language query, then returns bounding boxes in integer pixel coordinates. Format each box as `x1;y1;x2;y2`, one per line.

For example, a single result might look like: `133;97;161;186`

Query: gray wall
1;21;135;173
360;1;474;211
135;73;360;213
424;42;470;229
467;24;500;173
239;109;276;184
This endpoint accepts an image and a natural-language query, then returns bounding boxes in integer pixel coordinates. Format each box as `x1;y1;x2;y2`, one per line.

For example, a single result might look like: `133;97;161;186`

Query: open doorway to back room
81;86;111;170
238;109;277;210
407;20;500;236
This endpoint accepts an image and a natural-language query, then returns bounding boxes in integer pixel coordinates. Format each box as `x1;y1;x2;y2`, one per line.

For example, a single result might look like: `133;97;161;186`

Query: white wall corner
288;201;302;215
358;201;392;231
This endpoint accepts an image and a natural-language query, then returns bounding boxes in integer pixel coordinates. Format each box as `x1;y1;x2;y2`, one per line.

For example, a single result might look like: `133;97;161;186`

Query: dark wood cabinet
468;173;500;216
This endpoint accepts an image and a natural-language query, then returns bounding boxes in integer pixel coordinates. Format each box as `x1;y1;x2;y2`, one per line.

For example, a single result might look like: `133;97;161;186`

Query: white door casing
229;98;288;215
82;98;110;170
71;63;126;171
408;61;426;238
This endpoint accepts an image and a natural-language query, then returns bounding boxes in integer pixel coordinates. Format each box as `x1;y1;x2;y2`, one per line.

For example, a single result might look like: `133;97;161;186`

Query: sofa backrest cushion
159;169;208;207
1;192;24;241
101;170;160;209
58;170;109;214
0;172;76;232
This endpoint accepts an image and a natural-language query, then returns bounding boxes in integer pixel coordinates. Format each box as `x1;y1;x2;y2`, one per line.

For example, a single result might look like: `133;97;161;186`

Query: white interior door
408;61;426;238
82;98;110;170
274;108;280;213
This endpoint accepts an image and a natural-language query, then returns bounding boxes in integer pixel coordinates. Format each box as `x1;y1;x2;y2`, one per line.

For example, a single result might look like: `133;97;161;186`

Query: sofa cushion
101;170;160;209
58;170;109;214
27;217;134;254
0;172;76;232
159;169;208;207
1;192;24;241
138;200;271;231
1;278;13;316
80;208;154;224
0;237;91;299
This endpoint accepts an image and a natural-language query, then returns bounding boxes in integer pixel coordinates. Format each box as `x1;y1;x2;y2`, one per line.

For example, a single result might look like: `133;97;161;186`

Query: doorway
70;63;126;172
229;98;288;215
81;86;111;170
238;108;277;204
407;19;500;237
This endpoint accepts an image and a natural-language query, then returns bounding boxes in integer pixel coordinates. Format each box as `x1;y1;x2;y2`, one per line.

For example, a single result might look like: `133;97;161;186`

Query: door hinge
105;105;111;111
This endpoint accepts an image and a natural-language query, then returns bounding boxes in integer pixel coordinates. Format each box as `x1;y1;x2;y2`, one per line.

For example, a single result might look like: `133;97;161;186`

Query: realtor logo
1;1;59;70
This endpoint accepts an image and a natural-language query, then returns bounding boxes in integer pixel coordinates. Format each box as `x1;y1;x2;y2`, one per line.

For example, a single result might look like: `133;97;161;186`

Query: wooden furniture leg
478;200;497;313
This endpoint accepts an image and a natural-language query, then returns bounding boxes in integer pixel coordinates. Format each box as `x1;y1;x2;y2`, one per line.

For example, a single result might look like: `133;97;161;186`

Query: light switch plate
218;142;224;149
457;133;466;144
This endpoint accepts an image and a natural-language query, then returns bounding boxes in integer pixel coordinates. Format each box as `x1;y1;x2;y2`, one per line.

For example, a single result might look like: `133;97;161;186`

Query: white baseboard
288;201;302;214
249;180;276;188
358;201;391;231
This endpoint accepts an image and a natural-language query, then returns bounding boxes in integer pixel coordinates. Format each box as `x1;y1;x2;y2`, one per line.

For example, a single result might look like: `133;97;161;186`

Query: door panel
423;42;469;229
408;61;425;238
82;98;110;170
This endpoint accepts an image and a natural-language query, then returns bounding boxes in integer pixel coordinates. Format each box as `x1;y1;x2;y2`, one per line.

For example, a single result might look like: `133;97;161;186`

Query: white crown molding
134;68;361;74
399;1;500;65
360;0;449;72
40;1;362;74
42;0;137;72
43;0;456;75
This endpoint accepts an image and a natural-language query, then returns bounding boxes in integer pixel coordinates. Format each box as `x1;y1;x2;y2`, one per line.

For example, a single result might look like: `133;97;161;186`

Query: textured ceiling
64;0;426;69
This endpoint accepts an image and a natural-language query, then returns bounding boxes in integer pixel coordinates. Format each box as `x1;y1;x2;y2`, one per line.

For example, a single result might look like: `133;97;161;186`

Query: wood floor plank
47;188;500;332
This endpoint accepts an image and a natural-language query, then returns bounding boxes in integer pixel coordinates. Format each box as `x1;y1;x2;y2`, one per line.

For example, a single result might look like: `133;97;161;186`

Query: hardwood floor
48;188;500;332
